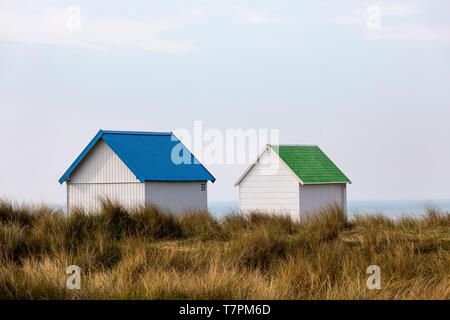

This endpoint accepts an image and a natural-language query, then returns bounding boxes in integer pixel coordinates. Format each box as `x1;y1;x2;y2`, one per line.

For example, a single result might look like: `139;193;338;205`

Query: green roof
272;145;350;184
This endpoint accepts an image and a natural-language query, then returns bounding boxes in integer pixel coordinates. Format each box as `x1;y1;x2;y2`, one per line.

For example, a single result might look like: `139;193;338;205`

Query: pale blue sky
1;0;449;203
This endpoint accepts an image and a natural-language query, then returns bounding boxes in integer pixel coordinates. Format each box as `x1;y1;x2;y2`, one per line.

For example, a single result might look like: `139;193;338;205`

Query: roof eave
171;132;217;183
143;178;216;182
58;129;104;184
302;181;351;185
234;145;271;186
234;145;306;186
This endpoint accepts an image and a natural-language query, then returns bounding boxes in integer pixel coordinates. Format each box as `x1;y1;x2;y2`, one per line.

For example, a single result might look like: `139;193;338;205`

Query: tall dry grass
0;199;448;299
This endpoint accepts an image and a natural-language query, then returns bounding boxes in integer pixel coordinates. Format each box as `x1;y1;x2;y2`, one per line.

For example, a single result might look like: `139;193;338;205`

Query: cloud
0;7;195;53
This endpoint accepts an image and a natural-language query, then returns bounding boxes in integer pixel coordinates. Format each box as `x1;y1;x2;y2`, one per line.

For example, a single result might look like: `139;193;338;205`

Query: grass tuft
0;199;448;299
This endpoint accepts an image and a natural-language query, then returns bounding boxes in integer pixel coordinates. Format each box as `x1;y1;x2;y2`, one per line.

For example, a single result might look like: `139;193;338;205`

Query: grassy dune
0;199;449;300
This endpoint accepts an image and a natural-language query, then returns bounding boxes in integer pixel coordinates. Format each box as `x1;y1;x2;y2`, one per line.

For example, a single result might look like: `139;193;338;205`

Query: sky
0;0;450;204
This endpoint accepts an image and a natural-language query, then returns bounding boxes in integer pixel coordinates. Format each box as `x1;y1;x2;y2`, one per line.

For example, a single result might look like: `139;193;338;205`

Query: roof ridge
270;144;319;147
102;130;171;136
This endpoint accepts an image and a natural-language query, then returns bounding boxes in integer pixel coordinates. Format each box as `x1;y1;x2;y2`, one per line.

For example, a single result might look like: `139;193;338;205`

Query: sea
51;199;450;219
208;199;450;219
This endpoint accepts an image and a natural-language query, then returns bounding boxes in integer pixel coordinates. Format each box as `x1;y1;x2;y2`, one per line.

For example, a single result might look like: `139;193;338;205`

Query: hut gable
69;139;139;184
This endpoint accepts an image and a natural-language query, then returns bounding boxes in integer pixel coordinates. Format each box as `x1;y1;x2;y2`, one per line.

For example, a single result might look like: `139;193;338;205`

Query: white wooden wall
145;181;208;213
299;184;346;217
68;183;145;212
69;140;140;184
238;148;300;220
67;140;144;212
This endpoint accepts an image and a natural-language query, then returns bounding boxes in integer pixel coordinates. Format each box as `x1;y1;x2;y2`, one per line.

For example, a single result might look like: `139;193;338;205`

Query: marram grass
0;198;448;300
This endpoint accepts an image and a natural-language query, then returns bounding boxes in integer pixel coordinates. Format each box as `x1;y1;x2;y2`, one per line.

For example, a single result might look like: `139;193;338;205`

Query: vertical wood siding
68;182;145;212
299;184;346;217
238;148;300;220
67;140;144;212
69;140;140;183
145;181;207;213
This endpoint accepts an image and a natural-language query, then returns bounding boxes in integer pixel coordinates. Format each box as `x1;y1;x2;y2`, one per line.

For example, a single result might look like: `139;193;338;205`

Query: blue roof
58;130;216;184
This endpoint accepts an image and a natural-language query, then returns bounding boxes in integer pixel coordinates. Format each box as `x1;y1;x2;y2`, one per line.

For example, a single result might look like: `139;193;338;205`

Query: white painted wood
69;140;139;183
235;145;303;186
145;181;208;213
299;183;346;217
67;139;143;212
68;182;145;212
238;147;300;220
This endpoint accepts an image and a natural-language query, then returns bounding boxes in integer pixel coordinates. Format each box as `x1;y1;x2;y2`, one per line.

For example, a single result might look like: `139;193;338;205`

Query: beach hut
235;145;350;220
59;130;215;213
